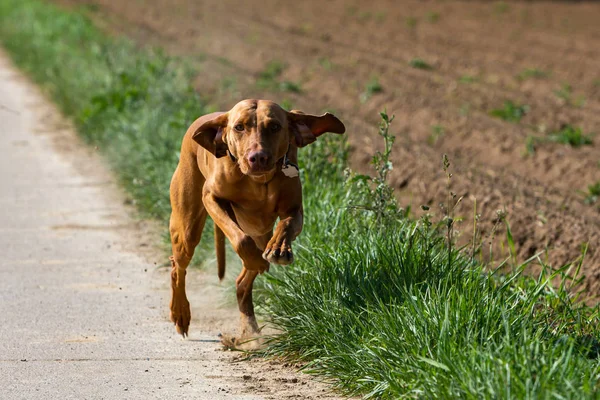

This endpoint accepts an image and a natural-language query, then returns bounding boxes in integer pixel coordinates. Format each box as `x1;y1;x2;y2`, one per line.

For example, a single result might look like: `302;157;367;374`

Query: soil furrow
53;0;600;298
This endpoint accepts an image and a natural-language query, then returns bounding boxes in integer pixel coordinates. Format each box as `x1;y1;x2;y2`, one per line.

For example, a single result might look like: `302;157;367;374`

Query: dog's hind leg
168;163;207;337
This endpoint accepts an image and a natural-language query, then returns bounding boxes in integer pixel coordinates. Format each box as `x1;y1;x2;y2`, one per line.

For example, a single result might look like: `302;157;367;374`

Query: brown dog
168;99;345;340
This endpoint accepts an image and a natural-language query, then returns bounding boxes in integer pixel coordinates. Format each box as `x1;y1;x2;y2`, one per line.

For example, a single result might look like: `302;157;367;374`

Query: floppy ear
191;112;229;158
287;110;345;148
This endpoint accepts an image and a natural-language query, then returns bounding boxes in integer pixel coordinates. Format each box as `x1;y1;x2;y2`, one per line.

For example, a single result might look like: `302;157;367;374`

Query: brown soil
55;0;600;296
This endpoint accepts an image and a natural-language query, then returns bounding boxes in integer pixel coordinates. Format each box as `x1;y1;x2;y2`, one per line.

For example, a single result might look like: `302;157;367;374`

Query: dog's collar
227;150;237;163
281;147;299;178
227;145;299;178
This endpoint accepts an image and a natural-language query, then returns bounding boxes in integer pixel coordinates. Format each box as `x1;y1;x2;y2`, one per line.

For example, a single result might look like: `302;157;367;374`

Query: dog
168;99;345;342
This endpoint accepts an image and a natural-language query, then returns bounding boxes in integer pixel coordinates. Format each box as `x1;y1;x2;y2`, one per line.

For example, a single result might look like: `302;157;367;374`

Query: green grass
428;124;445;145
555;83;573;102
256;60;302;93
0;0;218;260
2;1;600;399
409;58;433;70
256;117;600;398
318;57;334;71
526;125;593;154
426;11;440;23
489;100;529;123
360;76;383;103
494;1;509;14
405;16;418;30
584;182;600;205
517;68;550;81
549;125;593;147
458;75;478;84
554;83;586;107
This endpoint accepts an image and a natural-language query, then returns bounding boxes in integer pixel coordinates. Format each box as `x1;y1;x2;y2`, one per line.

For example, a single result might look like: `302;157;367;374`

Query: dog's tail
215;225;226;281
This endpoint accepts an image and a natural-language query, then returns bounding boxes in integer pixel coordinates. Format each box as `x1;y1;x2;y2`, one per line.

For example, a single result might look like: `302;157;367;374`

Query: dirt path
57;0;600;296
0;50;338;399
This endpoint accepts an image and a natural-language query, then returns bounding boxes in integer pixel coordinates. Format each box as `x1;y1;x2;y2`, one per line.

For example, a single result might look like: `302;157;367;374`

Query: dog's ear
192;112;229;158
287;110;345;147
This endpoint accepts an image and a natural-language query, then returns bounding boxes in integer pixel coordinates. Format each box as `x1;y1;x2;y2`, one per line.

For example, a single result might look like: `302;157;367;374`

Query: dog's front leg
202;192;269;273
203;192;268;341
262;208;303;265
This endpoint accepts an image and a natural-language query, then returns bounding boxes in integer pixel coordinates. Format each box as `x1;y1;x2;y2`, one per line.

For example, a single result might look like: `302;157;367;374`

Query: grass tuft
549;125;593;147
360;76;383;103
584;182;600;205
426;11;440;23
409;58;433;70
257;60;302;93
554;83;586;107
517;68;549;81
458;75;478;84
489;100;529;123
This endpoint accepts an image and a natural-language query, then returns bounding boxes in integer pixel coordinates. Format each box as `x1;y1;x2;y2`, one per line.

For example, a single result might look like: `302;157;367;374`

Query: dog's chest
230;184;281;236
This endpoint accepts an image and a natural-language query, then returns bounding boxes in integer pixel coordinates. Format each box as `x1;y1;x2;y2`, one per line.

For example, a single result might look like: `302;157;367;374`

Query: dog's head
192;99;345;177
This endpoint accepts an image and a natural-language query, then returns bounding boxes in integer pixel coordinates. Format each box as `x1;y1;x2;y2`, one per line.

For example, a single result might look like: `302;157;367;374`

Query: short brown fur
168;99;345;341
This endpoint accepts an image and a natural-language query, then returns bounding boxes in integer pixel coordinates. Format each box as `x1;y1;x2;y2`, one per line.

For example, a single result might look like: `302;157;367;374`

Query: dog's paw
170;295;191;337
220;334;264;351
221;314;263;351
262;239;293;265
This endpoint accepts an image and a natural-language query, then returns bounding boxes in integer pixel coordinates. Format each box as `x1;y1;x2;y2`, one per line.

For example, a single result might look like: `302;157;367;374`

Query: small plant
554;83;573;102
494;1;509;14
458;75;478;84
257;60;285;89
517;68;549;81
280;99;294;111
405;16;418;29
470;198;481;261
459;103;471;116
219;76;236;90
526;125;593;153
374;11;386;23
548;125;593;147
279;80;302;93
318;57;333;71
554;83;586;107
299;23;313;34
360;76;383;103
489;100;529;122
257;60;302;93
440;154;463;265
525;135;539;155
409;58;433;70
584;182;600;205
428;124;445;145
347;111;400;224
426;11;440;23
358;11;372;22
245;32;260;44
218;76;239;98
215;56;233;66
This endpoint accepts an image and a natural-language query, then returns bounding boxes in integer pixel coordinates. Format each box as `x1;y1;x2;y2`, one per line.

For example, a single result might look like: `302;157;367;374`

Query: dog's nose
247;151;270;170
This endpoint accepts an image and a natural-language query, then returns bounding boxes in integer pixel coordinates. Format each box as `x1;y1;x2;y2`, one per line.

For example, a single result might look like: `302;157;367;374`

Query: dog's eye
270;123;281;132
234;123;244;132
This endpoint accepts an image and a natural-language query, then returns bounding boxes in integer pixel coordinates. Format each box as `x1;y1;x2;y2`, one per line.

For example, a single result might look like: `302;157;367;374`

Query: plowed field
56;0;600;296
